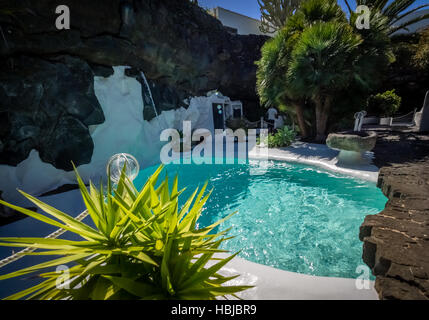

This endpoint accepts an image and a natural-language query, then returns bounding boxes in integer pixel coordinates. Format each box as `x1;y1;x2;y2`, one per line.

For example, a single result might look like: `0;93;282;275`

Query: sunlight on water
135;159;387;279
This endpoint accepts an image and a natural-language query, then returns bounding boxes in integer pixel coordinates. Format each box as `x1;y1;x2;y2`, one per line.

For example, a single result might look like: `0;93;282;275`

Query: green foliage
287;21;362;98
258;0;303;34
376;32;428;114
256;0;345;108
258;126;297;148
0;165;251;300
256;30;290;108
366;89;402;116
414;28;429;70
295;0;346;26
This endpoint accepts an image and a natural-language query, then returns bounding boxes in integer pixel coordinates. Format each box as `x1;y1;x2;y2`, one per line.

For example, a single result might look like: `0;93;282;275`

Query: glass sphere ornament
106;153;139;184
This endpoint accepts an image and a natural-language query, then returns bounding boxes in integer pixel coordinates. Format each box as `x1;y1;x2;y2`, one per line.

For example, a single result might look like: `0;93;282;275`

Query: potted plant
366;90;402;126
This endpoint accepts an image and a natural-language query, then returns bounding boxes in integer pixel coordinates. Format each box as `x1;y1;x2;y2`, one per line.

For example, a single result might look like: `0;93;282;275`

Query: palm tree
287;21;363;141
256;0;350;139
256;28;310;137
256;0;396;141
345;0;429;35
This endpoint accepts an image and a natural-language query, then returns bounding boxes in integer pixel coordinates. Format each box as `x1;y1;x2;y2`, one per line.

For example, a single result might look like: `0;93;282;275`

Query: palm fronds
353;0;429;34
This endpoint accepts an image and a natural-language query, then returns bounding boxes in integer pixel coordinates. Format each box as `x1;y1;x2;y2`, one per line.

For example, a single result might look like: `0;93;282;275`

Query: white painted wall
210;7;270;36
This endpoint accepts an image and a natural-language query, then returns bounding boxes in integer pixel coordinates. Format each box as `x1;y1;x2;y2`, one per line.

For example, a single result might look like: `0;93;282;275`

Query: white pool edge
216;253;378;300
248;142;380;183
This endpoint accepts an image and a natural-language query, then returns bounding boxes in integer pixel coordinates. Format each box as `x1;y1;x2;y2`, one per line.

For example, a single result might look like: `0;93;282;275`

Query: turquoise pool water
134;159;387;279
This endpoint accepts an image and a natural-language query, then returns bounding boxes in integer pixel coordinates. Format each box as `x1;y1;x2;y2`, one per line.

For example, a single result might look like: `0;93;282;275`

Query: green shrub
0;165;251;300
258;126;297;148
366;89;401;117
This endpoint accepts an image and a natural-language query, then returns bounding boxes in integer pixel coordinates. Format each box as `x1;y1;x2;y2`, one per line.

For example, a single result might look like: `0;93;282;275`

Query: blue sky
198;0;428;20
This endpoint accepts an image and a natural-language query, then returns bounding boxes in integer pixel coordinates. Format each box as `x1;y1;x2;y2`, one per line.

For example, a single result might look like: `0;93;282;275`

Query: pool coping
215;253;378;300
248;142;380;183
176;140;380;183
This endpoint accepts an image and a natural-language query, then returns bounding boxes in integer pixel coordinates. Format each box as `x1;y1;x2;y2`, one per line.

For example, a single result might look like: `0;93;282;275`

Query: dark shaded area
359;127;429;300
367;127;429;167
38;184;81;197
0;192;36;226
382;34;429;115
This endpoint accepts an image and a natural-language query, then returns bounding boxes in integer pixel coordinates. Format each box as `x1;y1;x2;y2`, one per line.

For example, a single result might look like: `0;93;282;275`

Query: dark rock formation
0;55;104;170
359;129;429;300
0;0;268;170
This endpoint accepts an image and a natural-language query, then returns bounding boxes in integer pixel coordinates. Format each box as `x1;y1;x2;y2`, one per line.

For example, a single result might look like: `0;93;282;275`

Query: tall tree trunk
314;96;324;142
292;102;308;138
314;95;332;142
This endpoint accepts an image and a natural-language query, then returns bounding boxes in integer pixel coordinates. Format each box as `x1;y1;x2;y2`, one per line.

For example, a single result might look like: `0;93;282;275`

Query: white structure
205;91;243;130
413;90;429;132
392;9;429;35
209;7;271;36
354;111;367;132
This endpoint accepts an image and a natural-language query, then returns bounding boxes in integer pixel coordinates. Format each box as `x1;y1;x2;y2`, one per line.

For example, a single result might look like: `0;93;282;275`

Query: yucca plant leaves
0;199;78;235
180;252;240;290
0;237;100;247
3;278;56;301
103;276;159;298
89;277;114;300
17;191;106;241
128;251;158;267
160;236;175;296
178;285;253;298
0;164;251;300
0;253;91;281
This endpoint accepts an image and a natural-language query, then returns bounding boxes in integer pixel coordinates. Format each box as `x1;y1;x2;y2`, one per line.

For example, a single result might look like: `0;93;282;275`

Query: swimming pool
134;159;387;279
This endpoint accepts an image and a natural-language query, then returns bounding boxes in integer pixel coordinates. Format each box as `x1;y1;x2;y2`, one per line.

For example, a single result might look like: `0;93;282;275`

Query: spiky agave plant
0;165;251;300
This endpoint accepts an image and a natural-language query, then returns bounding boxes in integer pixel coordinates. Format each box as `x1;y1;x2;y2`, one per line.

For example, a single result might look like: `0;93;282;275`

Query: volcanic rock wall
0;0;267;171
360;131;429;300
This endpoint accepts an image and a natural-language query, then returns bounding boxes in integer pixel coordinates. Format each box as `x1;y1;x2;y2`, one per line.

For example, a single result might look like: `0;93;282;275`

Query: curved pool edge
249;142;380;183
215;253;379;300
